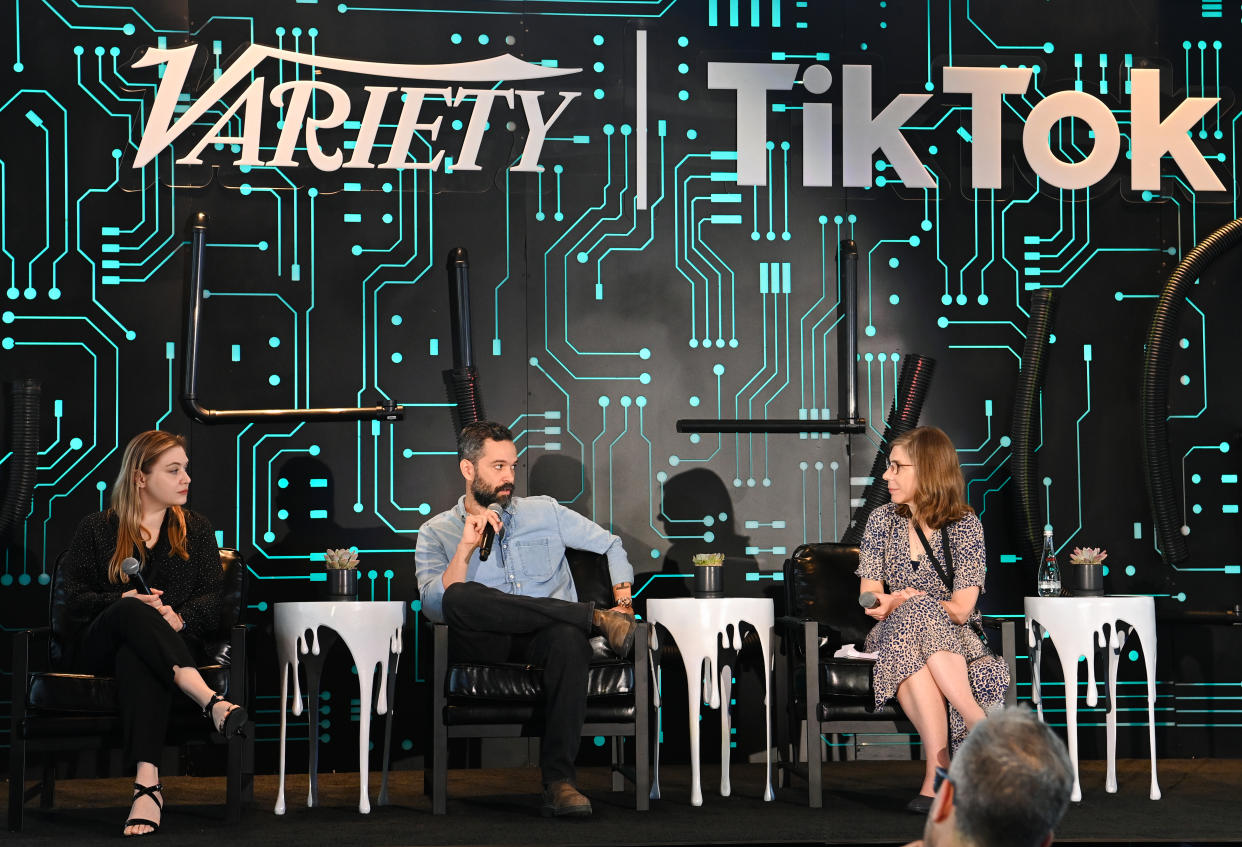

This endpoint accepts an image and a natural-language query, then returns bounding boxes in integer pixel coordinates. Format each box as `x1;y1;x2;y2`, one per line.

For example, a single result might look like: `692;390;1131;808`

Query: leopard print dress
856;503;1010;748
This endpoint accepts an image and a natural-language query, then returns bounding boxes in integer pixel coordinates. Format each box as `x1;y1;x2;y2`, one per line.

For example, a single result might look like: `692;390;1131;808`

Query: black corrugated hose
1142;216;1242;566
443;367;486;436
0;379;41;542
840;354;936;544
1009;291;1056;572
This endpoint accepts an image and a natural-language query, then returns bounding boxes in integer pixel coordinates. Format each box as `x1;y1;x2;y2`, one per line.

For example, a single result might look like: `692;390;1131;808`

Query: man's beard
472;479;513;508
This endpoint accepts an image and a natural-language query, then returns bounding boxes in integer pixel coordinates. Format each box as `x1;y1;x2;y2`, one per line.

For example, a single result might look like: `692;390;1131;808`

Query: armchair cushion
27;665;232;715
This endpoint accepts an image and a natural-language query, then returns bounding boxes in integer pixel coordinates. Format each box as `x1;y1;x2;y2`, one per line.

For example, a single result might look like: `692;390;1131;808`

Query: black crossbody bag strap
913;524;955;593
914;522;990;649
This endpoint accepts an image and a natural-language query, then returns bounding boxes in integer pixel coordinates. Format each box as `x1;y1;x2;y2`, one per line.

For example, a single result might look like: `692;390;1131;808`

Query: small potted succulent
325;547;360;600
1068;546;1107;596
692;552;725;598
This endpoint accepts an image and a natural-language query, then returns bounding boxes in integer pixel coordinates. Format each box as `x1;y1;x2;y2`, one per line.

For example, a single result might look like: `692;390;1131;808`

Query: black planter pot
1068;563;1104;597
694;565;723;598
326;569;358;601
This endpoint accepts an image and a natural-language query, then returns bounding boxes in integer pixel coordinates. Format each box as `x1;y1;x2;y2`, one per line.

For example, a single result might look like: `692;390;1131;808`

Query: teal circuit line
965;0;1051;51
593;124;670;316
233;423;254;551
371;422;419;537
356;143;436;412
999;178;1038;318
248;425;323;563
24;332;120;576
154;342;173;429
605;401;631;533
977;474;1011;518
779;142;790;240
538;130;649;377
1180;443;1230;542
528;355;587;493
265;443;311;539
1166;299;1208;421
590;402;608;524
1055;347;1092;555
340;0;683;19
964;448;1011;501
801;217;836;413
690;188;739;345
491;154;520;354
204;290;300;407
672;366;724;465
956;400;993;454
731;269;775;481
674;152;719;345
36;401;63;458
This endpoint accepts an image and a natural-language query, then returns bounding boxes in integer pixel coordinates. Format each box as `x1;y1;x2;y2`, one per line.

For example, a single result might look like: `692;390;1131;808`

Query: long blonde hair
107;431;189;583
890;426;974;529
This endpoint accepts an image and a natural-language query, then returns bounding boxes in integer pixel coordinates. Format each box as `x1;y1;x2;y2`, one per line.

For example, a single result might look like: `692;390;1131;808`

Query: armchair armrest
981;618;1018;707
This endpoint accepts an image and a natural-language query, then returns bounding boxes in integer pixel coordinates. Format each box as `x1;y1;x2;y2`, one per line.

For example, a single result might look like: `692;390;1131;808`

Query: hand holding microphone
858;591;881;609
122;556;151;595
478;503;504;561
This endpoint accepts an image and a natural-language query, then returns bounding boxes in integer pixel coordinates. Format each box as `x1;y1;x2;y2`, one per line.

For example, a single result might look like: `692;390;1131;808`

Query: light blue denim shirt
415;494;635;623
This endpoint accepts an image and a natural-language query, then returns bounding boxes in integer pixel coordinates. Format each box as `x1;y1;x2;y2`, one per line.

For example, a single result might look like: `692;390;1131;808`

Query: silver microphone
121;556;151;594
858;591;880;609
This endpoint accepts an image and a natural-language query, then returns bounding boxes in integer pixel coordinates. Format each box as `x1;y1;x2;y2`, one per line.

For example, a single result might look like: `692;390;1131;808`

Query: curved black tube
183;212;403;423
442;247;486;434
1009;290;1056;571
1142;216;1242;566
841;354;936;545
0;379;40;542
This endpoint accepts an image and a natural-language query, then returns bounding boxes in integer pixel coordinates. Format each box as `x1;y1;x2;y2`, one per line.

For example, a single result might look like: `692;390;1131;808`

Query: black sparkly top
60;509;223;658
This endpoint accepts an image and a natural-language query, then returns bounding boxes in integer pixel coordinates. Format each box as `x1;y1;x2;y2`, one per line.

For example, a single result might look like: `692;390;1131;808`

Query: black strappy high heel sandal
203;692;248;738
124;782;162;837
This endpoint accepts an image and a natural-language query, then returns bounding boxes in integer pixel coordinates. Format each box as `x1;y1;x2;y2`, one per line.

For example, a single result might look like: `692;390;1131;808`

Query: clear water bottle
1037;529;1062;597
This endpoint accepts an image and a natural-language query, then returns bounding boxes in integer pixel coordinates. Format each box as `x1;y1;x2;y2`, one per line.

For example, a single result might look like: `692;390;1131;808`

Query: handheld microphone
121;556;151;595
478;503;504;561
858;591;880;609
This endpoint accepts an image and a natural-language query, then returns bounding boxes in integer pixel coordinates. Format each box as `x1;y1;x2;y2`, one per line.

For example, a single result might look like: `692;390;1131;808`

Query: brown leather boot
541;780;593;817
592;607;636;657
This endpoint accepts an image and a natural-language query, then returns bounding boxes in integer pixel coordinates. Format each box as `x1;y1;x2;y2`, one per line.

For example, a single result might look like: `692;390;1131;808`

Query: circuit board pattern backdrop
2;0;1240;771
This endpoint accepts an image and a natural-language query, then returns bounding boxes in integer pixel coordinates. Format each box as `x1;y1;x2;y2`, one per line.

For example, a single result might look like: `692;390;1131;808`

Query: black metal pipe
838;240;859;422
675;418;866;434
182;212;403;423
446;247;474;370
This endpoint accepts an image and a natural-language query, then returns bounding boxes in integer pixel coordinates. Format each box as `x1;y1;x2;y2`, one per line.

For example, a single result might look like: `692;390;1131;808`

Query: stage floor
6;759;1240;846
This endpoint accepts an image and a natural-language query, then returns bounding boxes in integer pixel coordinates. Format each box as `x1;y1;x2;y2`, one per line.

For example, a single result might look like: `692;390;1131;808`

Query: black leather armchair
778;542;1016;807
427;549;649;813
8;548;254;831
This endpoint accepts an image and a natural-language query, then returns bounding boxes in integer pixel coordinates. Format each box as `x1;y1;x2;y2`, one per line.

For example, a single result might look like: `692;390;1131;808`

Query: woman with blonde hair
60;430;247;837
857;426;1009;814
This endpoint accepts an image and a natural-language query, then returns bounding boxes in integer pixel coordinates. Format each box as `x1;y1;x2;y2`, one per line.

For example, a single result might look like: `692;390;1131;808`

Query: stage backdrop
2;0;1240;775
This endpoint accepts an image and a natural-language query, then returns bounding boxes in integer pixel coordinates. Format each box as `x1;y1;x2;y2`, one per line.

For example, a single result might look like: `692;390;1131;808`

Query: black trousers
441;582;594;785
78;598;199;768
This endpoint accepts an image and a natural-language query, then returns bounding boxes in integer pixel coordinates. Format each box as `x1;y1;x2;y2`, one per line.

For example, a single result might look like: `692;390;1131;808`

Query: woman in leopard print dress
856;426;1010;811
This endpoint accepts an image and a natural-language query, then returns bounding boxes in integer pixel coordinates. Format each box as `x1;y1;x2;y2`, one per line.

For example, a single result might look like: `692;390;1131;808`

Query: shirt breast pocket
510;537;557;582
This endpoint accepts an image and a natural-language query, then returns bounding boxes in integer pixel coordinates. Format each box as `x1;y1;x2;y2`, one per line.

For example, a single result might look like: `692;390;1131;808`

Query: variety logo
132;44;582;172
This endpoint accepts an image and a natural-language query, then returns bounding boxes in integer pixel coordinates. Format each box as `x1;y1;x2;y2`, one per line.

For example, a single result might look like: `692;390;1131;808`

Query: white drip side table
274;601;406;814
1024;595;1160;802
645;597;774;806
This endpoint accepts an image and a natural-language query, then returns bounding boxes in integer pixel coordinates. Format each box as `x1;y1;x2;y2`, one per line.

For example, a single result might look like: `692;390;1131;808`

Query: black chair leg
7;739;25;832
803;621;823;808
611;738;624;791
40;764;55;808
